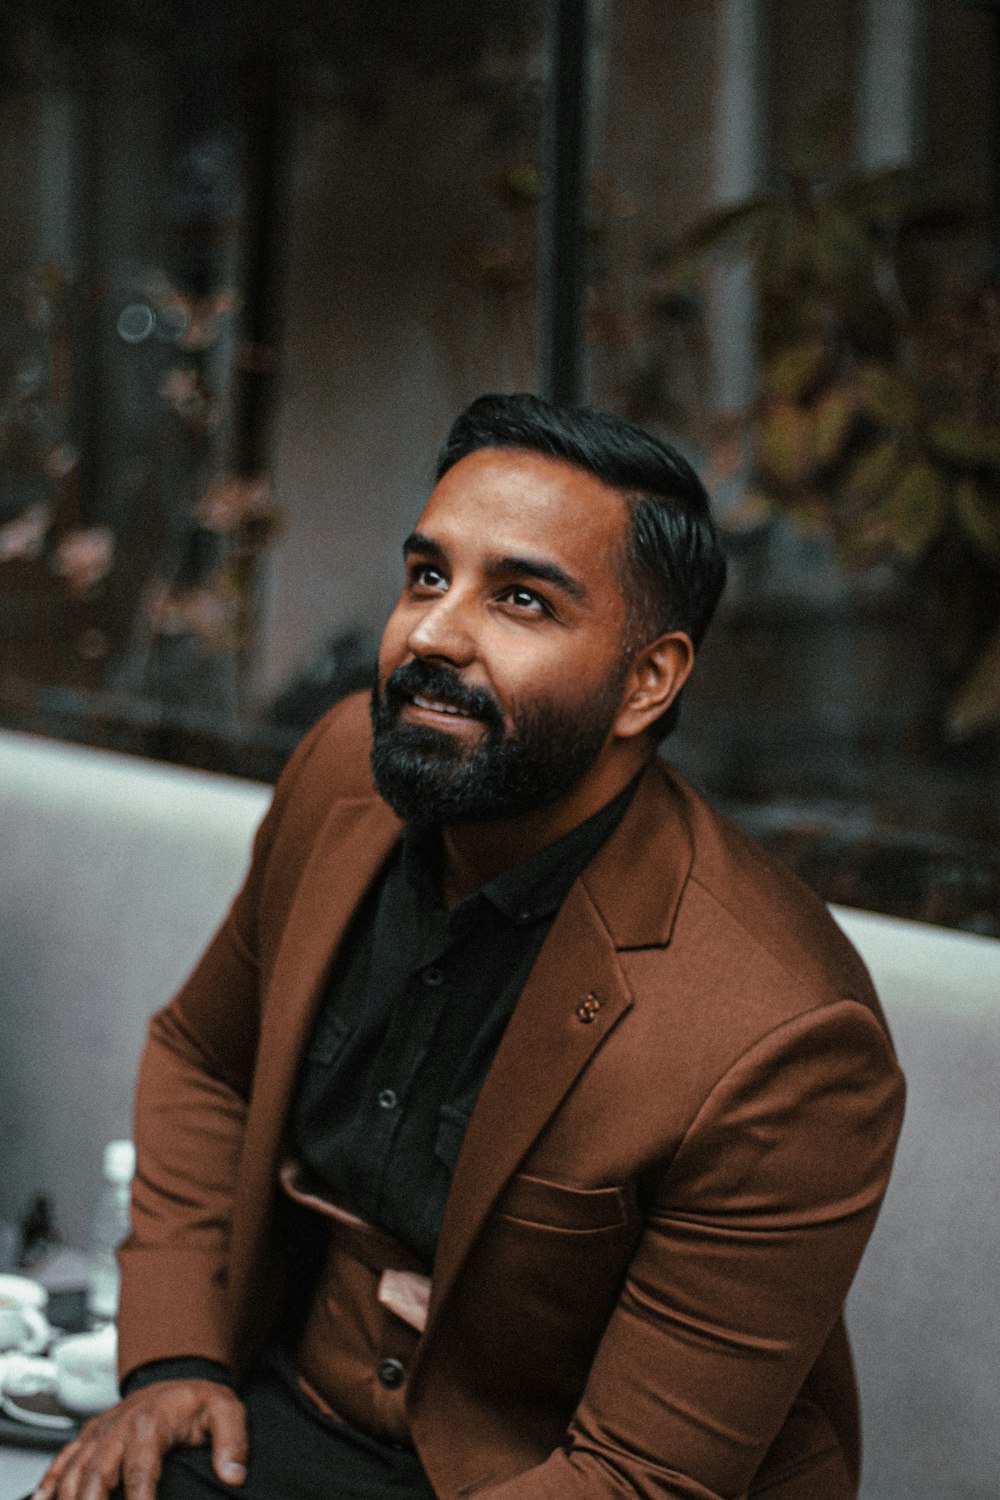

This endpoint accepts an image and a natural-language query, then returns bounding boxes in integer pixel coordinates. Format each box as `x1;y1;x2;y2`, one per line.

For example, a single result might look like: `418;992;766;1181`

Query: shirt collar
401;777;640;926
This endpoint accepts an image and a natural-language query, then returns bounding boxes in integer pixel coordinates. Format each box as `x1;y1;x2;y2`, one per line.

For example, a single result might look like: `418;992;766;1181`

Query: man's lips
405;692;482;722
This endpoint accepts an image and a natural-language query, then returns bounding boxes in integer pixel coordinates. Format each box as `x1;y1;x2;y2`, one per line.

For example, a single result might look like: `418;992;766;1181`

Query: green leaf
830;165;924;225
760;342;827;401
756;208;815;290
755;404;815;487
928;417;1000;470
785;495;832;537
653;199;777;287
789;97;852;180
810;206;873;293
875;459;948;559
813;385;855;467
954;478;1000;562
858;365;921;431
946;622;1000;739
842;437;905;505
495;163;542;203
672;198;778;260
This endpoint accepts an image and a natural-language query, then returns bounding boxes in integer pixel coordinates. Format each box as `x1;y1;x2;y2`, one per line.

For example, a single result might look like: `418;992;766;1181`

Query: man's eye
411;565;447;591
502;586;548;614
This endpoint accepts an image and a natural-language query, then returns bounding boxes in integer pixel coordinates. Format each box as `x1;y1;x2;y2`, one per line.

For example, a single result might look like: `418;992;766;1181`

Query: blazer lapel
230;794;401;1268
425;759;695;1329
426;877;633;1326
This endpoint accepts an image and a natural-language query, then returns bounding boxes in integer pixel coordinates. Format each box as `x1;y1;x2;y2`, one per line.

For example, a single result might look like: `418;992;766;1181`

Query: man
37;394;904;1500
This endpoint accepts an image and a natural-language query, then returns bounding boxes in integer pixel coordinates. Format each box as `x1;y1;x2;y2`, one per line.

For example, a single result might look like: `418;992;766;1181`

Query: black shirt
290;781;635;1267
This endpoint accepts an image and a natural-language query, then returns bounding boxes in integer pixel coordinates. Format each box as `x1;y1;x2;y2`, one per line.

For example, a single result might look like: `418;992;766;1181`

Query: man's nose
406;589;477;665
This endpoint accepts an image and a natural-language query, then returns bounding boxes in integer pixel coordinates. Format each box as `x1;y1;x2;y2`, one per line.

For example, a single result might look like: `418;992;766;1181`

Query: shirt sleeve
121;1356;234;1396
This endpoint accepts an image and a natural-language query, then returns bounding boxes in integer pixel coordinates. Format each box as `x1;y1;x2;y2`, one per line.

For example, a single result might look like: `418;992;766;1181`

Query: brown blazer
118;692;904;1500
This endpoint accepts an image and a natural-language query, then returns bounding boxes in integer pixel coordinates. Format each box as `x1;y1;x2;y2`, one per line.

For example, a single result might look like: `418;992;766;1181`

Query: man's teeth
412;694;468;716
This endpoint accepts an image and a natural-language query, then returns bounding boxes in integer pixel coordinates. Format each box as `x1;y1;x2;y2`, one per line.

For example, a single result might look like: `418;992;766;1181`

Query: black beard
369;658;625;826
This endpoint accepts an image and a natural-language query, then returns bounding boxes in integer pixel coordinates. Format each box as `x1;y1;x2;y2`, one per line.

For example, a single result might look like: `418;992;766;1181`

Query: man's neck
438;750;650;909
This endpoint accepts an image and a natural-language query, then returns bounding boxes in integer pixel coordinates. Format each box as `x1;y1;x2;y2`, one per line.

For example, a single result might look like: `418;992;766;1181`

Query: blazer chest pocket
495;1172;631;1233
466;1174;640;1409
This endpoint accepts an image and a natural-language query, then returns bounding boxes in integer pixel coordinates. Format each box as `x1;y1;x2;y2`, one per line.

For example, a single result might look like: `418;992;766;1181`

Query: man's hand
32;1379;248;1500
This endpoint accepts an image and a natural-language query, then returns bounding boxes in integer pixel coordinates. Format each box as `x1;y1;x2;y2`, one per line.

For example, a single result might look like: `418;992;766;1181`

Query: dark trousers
151;1366;434;1500
22;1365;436;1500
153;1374;434;1500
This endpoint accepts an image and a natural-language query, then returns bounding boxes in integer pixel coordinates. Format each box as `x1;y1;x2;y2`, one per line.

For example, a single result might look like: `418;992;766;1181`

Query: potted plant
655;100;1000;744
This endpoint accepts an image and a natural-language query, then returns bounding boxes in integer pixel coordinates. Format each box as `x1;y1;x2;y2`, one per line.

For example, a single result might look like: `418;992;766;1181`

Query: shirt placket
369;908;464;1219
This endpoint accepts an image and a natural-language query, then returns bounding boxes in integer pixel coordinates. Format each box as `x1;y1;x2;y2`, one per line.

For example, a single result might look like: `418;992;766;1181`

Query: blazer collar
579;755;694;950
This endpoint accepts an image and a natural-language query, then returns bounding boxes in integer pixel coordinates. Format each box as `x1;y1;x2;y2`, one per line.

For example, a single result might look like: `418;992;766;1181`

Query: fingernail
220;1461;247;1483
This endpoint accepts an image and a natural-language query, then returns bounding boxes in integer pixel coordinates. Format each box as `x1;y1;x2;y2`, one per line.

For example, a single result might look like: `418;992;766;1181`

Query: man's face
371;447;635;825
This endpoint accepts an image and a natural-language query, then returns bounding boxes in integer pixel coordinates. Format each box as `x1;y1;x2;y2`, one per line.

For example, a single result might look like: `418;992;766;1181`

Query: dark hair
436;392;727;740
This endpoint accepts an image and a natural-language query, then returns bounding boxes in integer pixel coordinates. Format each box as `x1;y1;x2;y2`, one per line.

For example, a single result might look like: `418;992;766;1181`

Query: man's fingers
78;1461;119;1500
206;1390;249;1486
32;1437;83;1499
45;1437;116;1500
32;1382;243;1500
63;1433;125;1500
120;1412;167;1500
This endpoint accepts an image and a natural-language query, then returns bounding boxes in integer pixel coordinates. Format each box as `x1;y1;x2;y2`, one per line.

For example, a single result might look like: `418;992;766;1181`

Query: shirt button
378;1088;398;1111
377;1357;405;1389
517;907;533;923
422;966;444;987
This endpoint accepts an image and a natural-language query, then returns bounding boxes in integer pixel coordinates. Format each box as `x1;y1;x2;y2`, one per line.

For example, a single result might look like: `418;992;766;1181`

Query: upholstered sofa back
0;730;269;1248
836;906;1000;1500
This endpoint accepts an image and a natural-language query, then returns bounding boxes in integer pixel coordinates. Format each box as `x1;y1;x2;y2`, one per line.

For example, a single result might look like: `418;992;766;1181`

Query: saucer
0;1352;75;1433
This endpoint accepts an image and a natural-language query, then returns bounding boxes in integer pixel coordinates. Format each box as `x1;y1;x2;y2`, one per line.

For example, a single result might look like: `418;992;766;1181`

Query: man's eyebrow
485;553;587;603
402;532;445;561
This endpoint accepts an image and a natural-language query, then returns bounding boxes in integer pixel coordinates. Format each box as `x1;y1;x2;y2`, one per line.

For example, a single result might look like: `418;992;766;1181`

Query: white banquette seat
1;730;997;1500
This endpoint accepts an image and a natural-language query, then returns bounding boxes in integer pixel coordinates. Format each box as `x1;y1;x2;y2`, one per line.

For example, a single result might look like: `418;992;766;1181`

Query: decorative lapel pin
574;992;604;1023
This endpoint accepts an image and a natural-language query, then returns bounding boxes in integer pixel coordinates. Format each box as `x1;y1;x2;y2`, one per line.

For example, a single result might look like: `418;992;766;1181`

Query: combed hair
436;392;727;740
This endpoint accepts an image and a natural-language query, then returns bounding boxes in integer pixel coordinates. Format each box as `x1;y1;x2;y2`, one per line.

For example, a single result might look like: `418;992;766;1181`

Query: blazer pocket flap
435;1104;471;1173
305;1011;351;1065
496;1173;629;1232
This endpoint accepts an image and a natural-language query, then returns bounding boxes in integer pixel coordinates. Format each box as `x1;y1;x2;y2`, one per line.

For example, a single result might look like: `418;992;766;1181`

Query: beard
369;657;627;826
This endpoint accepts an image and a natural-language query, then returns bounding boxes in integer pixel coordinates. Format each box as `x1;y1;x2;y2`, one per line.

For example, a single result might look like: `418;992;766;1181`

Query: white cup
53;1325;119;1415
0;1273;50;1353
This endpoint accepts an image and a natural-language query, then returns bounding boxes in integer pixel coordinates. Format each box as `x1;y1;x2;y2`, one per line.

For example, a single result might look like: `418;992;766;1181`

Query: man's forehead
415;447;632;551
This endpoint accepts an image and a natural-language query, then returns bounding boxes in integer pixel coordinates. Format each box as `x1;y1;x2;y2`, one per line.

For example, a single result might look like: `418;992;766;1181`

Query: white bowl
0;1274;49;1353
53;1326;119;1415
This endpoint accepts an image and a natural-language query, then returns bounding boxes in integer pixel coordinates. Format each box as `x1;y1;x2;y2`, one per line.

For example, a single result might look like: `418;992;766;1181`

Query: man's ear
613;631;695;740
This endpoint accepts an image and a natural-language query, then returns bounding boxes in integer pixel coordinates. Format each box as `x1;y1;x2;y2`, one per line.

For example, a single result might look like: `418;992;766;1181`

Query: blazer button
377;1357;405;1389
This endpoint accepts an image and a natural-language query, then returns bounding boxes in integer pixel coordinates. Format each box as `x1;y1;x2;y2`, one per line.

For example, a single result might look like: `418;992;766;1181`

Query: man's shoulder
280;690;378;802
649;760;881;1017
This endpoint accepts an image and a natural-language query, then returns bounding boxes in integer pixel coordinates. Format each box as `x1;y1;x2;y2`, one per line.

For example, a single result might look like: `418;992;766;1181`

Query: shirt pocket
495;1172;631;1234
305;1011;353;1067
434;1103;471;1174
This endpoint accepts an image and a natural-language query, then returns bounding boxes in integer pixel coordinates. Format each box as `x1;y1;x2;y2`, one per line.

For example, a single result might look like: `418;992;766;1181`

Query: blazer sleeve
482;999;905;1500
116;712;334;1382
